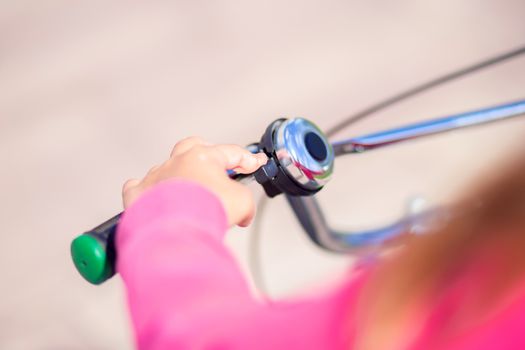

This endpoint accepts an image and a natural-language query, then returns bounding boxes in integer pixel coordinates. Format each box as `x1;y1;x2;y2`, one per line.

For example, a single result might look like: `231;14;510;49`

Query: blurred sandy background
1;1;525;349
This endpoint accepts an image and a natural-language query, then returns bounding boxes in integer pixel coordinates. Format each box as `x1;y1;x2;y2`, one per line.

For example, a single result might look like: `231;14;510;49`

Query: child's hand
121;137;268;227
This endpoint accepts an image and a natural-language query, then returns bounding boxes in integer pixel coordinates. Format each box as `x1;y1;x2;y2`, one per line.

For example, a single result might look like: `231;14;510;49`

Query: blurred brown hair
354;150;525;349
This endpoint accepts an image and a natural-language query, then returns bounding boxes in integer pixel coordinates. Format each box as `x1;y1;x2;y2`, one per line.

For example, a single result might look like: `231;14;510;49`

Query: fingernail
257;153;268;165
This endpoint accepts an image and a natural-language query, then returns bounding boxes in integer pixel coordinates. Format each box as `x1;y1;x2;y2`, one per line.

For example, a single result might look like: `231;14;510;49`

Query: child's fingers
212;144;268;173
237;202;255;227
171;136;210;157
122;178;142;208
147;165;161;175
224;183;256;227
122;178;140;194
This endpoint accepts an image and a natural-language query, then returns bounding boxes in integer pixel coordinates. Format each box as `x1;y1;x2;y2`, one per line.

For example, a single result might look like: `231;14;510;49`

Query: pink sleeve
116;180;257;349
116;180;357;350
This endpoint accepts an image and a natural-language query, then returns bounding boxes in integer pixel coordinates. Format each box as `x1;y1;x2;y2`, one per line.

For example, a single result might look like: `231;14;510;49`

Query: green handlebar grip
70;214;120;284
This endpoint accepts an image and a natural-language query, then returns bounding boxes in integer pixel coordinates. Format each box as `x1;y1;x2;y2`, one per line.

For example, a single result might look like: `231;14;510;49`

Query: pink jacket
117;180;525;349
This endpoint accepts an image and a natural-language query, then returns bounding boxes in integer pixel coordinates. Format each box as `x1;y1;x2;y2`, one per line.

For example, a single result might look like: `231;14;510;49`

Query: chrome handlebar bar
299;99;525;253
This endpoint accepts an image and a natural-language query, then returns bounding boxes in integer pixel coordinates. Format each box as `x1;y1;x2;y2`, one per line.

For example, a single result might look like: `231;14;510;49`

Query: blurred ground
1;1;524;348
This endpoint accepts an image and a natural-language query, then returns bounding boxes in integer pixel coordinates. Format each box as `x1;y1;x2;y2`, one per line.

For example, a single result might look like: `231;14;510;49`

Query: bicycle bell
254;118;334;197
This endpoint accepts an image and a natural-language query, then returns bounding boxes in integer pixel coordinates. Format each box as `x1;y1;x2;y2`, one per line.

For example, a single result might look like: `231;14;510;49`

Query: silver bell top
273;118;334;190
